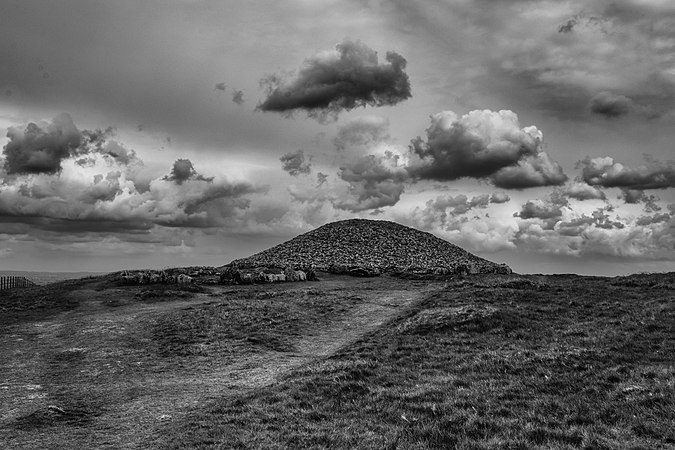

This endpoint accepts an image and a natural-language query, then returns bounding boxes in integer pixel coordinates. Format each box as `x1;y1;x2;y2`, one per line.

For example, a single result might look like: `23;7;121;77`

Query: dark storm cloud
3;113;81;175
335;151;408;212
333;115;390;151
408;110;567;189
280;150;311;176
164;159;214;185
215;82;227;91
588;92;633;118
258;39;411;121
577;155;675;190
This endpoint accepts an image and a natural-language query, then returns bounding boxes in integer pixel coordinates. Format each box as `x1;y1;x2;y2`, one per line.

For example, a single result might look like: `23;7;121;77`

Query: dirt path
215;290;419;388
0;280;431;449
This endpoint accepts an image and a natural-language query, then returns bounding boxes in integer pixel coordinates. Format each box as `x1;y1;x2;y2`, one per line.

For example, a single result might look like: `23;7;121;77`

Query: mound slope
227;219;511;275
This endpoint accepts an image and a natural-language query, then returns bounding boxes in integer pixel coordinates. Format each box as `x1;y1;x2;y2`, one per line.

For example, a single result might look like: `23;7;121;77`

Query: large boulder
348;267;380;277
177;274;193;284
234;271;254;285
306;268;319;281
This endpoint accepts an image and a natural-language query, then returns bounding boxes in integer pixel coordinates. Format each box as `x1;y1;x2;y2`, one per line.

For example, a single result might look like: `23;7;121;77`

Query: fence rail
0;276;36;290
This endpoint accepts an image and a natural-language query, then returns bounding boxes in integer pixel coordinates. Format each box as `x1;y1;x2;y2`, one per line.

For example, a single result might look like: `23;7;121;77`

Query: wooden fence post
0;275;36;291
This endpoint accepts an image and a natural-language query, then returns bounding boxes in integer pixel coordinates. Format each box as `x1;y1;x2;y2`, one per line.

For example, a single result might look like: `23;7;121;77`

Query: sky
0;0;674;275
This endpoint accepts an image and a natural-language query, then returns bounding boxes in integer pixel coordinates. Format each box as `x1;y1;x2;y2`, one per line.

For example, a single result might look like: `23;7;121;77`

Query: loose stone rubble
224;219;512;278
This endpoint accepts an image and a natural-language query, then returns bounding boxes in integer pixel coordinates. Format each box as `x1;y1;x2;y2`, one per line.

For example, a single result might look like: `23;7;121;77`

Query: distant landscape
0;271;107;286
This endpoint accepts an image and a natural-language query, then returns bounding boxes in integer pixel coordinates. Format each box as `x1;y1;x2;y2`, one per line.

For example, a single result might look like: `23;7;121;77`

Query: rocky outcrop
220;267;313;285
118;269;197;285
224;219;511;276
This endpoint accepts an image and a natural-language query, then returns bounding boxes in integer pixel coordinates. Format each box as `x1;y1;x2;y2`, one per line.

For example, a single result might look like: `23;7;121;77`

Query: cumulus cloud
619;189;662;212
514;199;565;230
163;159;214;185
333;115;390;151
258;39;411;121
491;151;568;189
0;116;259;236
408;109;567;188
557;209;625;237
515;206;675;260
285;113;406;212
1;114;147;180
562;181;607;201
280;150;311;176
0;160;255;232
403;200;519;253
335;151;409;212
3;113;81;175
577;155;675;190
396;190;520;254
427;194;485;216
489;192;511;204
401;186;674;261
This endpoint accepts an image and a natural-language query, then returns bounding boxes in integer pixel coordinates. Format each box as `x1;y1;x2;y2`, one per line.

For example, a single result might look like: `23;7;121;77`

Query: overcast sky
1;0;674;275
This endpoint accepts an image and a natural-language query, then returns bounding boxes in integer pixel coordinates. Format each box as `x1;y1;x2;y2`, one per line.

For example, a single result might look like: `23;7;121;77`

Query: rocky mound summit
226;219;511;276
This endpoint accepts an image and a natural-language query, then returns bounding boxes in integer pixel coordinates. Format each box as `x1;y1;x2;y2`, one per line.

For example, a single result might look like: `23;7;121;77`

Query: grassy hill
157;273;675;449
1;272;673;448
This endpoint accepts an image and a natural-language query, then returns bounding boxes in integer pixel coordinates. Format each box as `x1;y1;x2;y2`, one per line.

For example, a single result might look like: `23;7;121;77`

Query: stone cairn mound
221;219;511;282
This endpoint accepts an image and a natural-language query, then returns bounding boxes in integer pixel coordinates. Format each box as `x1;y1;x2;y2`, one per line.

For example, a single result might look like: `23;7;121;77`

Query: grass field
1;272;673;449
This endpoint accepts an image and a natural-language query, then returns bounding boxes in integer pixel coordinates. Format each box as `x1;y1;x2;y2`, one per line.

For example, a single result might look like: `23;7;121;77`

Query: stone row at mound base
224;219;511;276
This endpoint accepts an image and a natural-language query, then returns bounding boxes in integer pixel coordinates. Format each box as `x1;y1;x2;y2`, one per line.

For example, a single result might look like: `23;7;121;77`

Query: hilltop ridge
226;219;511;275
